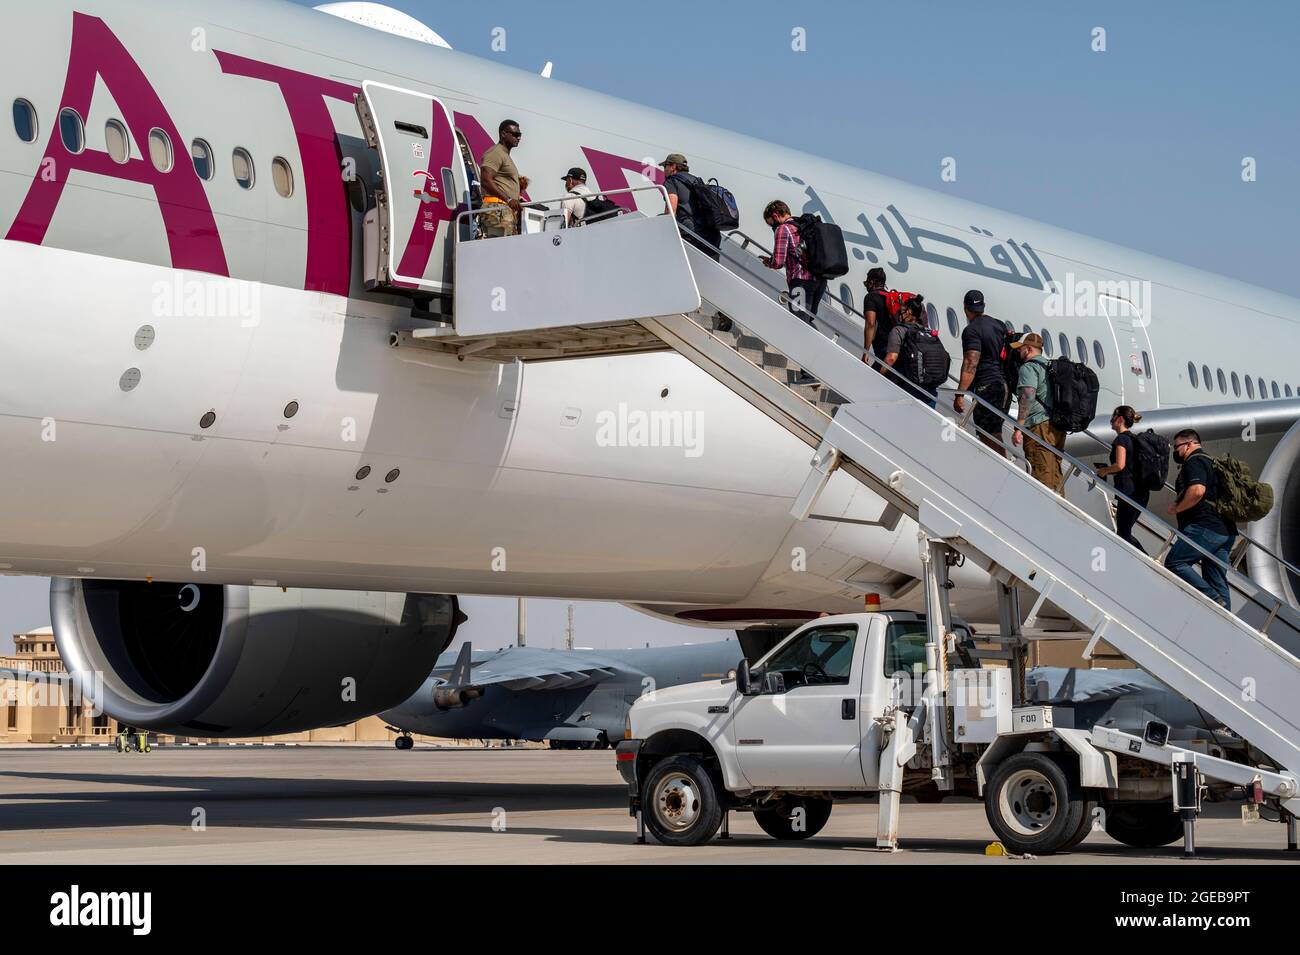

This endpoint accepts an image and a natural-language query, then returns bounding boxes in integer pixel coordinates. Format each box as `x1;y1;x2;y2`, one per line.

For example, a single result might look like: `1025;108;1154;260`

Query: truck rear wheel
984;752;1085;855
1103;803;1184;848
641;755;724;846
753;797;833;840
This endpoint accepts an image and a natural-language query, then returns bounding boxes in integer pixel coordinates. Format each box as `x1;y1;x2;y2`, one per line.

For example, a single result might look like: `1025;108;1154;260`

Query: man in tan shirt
479;119;525;237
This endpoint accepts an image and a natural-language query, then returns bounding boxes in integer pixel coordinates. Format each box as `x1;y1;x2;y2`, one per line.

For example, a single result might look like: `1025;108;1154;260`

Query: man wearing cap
1010;333;1065;493
661;153;720;260
953;290;1012;456
560;166;594;227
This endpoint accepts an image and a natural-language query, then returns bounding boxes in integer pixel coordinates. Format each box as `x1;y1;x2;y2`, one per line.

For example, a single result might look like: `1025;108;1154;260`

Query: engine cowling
50;579;464;737
1248;417;1300;608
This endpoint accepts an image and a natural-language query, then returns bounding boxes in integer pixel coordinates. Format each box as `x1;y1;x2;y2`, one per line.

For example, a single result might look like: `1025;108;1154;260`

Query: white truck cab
615;611;1291;853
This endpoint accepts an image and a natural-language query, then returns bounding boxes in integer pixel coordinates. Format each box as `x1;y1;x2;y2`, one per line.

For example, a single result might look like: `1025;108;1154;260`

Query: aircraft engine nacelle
49;579;465;737
1248;416;1300;608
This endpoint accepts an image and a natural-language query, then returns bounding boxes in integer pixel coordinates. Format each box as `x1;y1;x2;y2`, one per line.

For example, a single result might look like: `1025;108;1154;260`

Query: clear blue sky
4;0;1296;651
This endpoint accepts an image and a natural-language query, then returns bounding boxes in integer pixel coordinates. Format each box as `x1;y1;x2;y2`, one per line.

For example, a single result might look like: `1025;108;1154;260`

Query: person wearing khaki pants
1010;334;1066;495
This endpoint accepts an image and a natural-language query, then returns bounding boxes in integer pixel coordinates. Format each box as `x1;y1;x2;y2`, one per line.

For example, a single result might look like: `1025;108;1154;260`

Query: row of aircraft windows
12;98;296;198
832;286;1295;401
1186;361;1295;400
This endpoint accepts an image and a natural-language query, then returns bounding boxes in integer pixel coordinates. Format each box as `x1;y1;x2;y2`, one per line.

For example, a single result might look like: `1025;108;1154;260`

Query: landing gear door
356;81;469;294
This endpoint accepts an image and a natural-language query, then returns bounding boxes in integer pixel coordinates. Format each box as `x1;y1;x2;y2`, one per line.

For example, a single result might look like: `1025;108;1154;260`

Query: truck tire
1103;803;1185;848
1062;799;1099;851
753;797;833;840
641;755;724;846
984;752;1086;855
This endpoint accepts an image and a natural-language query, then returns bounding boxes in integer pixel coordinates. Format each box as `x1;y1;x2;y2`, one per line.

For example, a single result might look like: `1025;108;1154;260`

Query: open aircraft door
356;81;470;295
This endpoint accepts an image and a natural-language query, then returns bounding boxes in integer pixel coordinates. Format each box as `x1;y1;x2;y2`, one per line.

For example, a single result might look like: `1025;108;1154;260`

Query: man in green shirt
1010;334;1065;494
479;119;524;237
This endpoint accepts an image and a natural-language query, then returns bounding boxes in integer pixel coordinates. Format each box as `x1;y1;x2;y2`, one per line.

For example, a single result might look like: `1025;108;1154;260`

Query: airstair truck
615;609;1300;854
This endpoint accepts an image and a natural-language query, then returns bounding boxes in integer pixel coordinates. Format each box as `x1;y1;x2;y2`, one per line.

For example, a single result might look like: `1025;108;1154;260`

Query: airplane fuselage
2;0;1298;624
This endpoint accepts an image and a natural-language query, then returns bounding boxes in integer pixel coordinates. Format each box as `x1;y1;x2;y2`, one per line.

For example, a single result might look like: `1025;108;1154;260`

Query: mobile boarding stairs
394;188;1300;843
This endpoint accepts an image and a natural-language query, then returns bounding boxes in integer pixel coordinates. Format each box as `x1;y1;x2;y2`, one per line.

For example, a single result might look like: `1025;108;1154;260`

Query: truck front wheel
641;755;724;846
753;797;833;840
984;752;1086;855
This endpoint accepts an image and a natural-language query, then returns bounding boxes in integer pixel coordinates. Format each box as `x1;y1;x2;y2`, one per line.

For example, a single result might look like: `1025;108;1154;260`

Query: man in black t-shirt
862;268;892;363
952;290;1012;456
1164;428;1237;609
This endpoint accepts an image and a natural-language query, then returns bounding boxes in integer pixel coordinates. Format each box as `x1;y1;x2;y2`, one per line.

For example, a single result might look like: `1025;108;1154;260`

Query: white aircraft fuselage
2;0;1298;626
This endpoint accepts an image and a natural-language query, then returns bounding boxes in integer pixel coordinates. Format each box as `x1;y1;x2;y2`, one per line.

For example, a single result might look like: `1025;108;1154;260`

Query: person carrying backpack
1095;405;1150;553
660;153;721;260
1164;428;1237;609
884;296;946;408
761;200;825;322
953;290;1013;457
1009;333;1066;493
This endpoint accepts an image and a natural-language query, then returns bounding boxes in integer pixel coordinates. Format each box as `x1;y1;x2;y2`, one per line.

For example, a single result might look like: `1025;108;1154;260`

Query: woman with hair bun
1096;405;1147;552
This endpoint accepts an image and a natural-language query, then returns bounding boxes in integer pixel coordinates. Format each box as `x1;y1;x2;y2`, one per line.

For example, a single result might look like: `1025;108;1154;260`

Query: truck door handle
841;699;855;720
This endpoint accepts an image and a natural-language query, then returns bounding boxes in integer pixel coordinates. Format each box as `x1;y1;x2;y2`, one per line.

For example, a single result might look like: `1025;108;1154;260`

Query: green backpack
1210;454;1274;524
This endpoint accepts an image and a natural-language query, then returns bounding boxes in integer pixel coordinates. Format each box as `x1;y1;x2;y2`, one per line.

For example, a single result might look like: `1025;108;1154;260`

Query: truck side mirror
735;659;752;696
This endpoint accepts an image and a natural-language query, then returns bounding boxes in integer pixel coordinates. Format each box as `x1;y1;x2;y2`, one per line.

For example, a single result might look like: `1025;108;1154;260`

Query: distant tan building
1;628;467;746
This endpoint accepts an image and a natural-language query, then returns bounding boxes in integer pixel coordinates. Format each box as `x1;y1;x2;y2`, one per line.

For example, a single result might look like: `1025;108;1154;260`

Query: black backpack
791;213;849;279
1131;429;1171;492
576;192;620;225
1046;357;1100;433
1000;326;1025;393
686;176;739;231
897;326;952;391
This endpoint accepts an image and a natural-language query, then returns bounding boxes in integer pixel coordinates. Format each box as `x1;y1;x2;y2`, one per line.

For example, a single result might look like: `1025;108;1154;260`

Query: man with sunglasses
1164;429;1237;609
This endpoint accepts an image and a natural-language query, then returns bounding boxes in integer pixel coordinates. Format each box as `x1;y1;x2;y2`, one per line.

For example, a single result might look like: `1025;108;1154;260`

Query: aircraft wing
428;646;633;691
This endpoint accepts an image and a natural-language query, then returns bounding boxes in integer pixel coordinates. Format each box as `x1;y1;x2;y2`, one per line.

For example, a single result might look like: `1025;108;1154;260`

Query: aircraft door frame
355;81;470;294
1100;293;1159;407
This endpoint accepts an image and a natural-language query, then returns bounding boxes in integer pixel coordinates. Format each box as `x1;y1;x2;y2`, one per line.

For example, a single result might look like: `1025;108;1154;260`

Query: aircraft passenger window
764;625;858;688
12;99;37;143
1230;372;1241;397
1093;340;1106;369
1273;382;1281;398
1076;337;1088;365
1257;377;1267;399
105;119;129;164
1022;324;1033;336
58;108;84;155
191;140;214;181
1142;352;1153;378
839;285;855;314
1246;377;1255;399
272;157;294;198
947;308;959;338
148;129;173;173
1059;333;1070;359
1202;365;1212;391
1041;330;1053;357
233;148;255;190
1187;362;1198;388
1216;369;1227;393
927;303;939;332
1288;385;1294;397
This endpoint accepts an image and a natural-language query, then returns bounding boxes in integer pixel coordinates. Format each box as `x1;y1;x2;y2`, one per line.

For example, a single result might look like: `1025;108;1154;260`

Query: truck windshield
764;625;858;688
